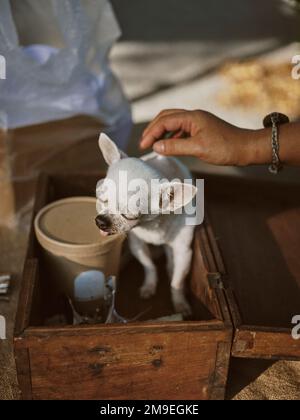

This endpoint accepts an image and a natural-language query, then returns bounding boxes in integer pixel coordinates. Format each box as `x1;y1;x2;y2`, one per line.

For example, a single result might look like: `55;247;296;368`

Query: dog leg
170;247;192;316
169;228;194;316
129;233;158;299
164;244;174;279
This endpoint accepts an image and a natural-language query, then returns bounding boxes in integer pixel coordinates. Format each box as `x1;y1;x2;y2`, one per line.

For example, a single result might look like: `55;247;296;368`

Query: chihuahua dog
95;133;197;316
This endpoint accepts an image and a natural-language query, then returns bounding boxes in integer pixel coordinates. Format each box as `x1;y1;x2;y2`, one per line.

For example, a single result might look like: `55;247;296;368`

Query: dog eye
122;214;139;221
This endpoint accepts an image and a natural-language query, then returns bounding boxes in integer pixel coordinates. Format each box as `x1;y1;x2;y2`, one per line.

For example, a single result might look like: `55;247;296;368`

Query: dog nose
95;215;110;230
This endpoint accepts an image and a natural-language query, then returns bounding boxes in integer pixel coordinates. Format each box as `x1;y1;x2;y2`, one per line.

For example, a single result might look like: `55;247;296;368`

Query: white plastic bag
0;0;131;148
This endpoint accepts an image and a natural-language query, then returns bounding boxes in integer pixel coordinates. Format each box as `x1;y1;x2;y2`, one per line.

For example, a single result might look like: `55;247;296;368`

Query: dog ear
98;133;127;165
159;181;197;213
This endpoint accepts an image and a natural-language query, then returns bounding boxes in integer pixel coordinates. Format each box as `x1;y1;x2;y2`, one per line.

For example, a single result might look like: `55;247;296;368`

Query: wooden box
205;176;300;361
14;173;232;400
14;173;300;400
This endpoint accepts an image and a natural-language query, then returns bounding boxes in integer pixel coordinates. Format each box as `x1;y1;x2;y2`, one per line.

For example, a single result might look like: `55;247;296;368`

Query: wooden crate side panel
232;327;300;360
204;219;243;327
191;226;222;321
190;224;231;325
14;259;38;336
23;329;231;400
206;176;300;330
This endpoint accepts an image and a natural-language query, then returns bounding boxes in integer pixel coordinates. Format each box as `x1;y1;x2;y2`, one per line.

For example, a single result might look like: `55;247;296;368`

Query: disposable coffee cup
34;197;125;317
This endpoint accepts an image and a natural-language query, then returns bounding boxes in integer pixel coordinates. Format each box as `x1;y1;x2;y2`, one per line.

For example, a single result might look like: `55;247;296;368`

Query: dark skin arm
140;109;300;167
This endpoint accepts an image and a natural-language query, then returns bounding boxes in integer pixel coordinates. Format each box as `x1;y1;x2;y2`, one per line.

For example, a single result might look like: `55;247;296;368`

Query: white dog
95;133;197;316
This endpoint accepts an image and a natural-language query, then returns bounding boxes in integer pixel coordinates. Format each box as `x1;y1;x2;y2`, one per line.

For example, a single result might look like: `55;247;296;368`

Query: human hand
140;109;269;166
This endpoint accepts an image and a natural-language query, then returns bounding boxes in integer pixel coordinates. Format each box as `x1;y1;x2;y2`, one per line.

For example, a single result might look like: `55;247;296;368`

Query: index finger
140;112;189;149
142;108;186;139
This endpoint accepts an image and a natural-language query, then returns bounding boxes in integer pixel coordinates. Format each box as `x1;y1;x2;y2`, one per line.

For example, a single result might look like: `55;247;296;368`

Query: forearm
140;109;300;167
243;122;300;166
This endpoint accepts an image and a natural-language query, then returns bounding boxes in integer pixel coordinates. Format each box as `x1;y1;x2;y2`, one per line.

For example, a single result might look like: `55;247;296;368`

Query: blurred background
109;0;300;179
0;0;300;400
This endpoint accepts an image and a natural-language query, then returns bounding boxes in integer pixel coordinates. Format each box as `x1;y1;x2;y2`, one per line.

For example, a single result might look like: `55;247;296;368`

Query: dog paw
140;282;156;299
174;300;192;317
171;290;192;317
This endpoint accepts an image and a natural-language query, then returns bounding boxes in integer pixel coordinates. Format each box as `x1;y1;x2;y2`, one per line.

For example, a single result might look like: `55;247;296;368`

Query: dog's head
95;133;197;236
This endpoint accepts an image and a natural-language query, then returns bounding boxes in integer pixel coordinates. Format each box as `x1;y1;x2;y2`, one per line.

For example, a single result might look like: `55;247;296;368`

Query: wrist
238;128;271;166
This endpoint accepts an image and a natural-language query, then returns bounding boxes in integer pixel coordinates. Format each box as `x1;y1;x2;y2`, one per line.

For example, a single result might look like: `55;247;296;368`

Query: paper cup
34;197;125;316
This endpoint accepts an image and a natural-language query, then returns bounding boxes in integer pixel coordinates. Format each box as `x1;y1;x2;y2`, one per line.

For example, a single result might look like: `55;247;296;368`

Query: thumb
153;138;197;156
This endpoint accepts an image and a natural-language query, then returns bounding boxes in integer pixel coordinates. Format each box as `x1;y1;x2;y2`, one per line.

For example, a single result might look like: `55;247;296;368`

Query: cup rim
34;196;126;255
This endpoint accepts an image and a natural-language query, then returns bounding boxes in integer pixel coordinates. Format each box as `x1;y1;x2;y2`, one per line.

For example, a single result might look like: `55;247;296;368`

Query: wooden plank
23;319;227;338
204;218;243;327
14;259;38;336
14;345;32;400
232;326;300;360
189;227;222;321
24;329;230;400
209;340;232;400
194;224;229;322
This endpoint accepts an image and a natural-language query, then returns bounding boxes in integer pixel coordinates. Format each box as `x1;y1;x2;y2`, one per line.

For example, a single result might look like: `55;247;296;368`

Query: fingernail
153;141;165;153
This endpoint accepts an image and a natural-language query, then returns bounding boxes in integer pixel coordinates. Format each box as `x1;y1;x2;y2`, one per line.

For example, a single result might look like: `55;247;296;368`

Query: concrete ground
1;0;300;400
